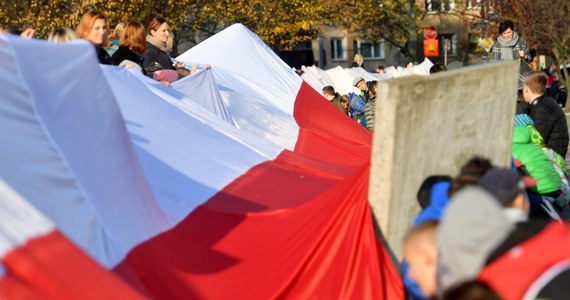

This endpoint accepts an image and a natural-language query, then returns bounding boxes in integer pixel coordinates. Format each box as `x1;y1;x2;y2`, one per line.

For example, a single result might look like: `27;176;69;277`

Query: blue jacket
414;181;451;225
403;181;451;299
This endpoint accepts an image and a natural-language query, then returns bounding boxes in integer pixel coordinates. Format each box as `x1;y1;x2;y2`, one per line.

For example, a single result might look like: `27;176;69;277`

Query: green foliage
0;0;418;52
0;0;193;39
190;0;326;50
322;0;420;47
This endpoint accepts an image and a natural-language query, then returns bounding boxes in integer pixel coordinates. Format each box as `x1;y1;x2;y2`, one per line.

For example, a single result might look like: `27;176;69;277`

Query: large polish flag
0;24;403;299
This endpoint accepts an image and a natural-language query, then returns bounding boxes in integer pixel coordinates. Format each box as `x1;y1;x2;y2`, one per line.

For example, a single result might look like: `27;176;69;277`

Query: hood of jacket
437;186;515;294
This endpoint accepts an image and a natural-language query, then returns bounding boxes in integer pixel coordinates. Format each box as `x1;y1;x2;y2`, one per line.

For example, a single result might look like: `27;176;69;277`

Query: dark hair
516;89;526;114
417;175;452;209
377;65;385;70
443;280;501;300
498;20;514;35
430;63;447;74
448;156;494;198
148;17;168;34
368;81;378;96
322;85;336;96
6;26;22;35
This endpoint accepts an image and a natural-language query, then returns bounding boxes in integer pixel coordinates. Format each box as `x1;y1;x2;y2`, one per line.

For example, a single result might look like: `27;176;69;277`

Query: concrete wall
369;61;520;259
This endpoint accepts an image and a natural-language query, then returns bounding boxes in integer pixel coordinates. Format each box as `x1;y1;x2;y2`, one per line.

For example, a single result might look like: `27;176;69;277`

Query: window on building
330;38;345;60
359;40;386;59
439;34;457;56
426;0;455;12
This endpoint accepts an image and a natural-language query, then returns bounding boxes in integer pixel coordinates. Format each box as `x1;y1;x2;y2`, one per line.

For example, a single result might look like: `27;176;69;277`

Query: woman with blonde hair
111;21;147;74
48;27;76;43
351;53;365;68
76;10;112;64
107;21;127;56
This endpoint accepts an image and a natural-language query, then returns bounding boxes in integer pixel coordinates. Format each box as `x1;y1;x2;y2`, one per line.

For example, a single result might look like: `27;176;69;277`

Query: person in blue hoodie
403;157;494;299
403;178;451;300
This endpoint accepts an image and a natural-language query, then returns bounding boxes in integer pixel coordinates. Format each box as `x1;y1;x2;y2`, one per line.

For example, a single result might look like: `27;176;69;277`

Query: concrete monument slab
370;61;519;259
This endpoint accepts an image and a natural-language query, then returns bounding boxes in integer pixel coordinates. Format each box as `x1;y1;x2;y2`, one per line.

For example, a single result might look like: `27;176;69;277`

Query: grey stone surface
369;61;519;259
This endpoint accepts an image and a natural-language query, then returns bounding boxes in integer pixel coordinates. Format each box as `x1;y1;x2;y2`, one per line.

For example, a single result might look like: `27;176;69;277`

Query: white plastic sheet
102;66;282;223
176;24;301;149
171;69;238;127
0;30;292;269
0;36;172;268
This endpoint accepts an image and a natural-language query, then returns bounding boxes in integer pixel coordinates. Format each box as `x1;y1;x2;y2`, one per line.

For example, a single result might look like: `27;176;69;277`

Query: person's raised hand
175;60;185;69
20;28;36;39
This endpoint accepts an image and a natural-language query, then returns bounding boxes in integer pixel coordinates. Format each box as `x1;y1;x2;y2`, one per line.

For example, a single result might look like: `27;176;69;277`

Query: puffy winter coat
512;126;561;194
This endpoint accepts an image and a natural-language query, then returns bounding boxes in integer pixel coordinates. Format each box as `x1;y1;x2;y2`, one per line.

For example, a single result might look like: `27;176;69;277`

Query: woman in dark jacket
143;17;184;76
489;20;530;63
489;20;531;88
111;21;147;75
76;10;112;65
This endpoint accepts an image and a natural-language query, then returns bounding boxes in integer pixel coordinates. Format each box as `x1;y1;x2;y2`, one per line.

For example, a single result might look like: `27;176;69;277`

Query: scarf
146;34;172;52
497;31;520;47
496;31;520;60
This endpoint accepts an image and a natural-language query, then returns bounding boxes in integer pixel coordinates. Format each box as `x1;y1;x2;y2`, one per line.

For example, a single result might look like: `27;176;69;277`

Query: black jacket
95;46;112;65
143;42;175;73
111;46;147;75
525;95;569;158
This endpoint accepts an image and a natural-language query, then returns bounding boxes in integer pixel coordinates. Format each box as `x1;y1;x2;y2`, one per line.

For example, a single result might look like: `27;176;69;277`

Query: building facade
309;1;494;71
421;0;491;66
311;26;403;72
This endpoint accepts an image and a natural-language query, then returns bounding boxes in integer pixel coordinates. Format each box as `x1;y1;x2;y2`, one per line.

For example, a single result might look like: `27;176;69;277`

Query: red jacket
479;222;570;300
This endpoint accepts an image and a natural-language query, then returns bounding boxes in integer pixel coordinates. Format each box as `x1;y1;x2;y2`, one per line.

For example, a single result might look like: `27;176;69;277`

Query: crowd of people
404;156;570;299
319;62;570;298
323;20;566;134
320;60;448;133
319;19;570;300
4;13;570;299
321;76;378;132
4;10;209;86
399;24;570;298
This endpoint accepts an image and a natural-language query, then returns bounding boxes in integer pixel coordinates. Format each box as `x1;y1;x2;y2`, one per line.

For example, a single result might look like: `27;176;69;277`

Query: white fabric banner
0;36;172;268
0;23;304;269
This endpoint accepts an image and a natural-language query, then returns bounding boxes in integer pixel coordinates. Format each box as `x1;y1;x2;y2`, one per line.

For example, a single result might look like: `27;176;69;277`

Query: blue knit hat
514;114;534;127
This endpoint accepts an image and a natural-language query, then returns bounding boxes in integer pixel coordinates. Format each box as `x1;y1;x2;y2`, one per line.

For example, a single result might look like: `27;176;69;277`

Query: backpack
348;92;366;121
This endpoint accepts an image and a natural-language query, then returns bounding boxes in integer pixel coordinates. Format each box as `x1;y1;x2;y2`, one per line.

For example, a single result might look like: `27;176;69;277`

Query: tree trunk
407;0;418;64
346;30;355;68
563;64;570;113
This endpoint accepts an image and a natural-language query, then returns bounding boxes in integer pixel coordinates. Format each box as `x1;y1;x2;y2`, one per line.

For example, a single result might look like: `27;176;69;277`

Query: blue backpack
348;92;366;121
